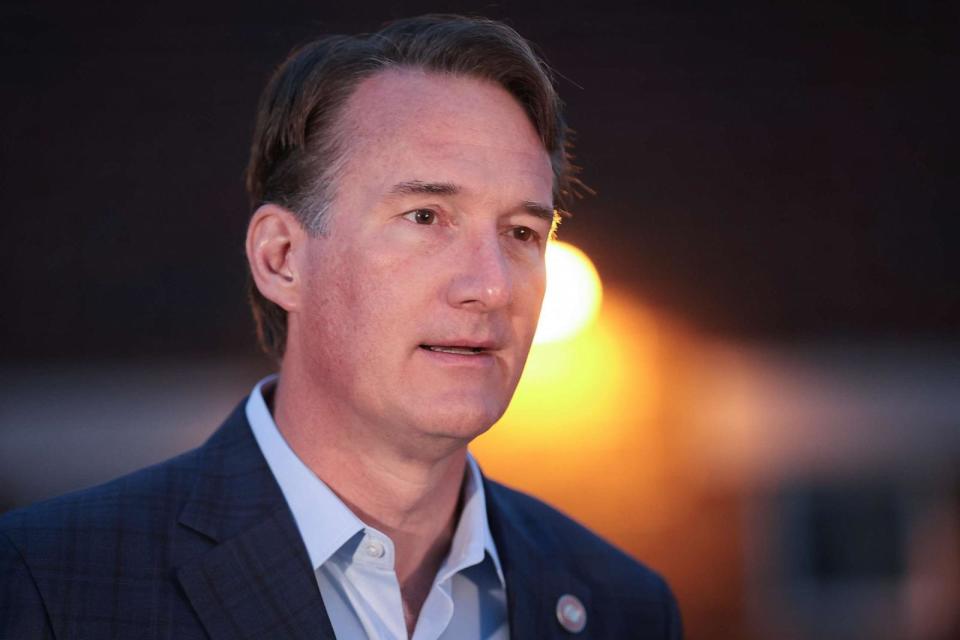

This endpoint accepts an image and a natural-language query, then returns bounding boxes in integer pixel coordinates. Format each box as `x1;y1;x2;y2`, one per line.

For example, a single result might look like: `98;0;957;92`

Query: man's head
246;14;573;359
245;15;572;449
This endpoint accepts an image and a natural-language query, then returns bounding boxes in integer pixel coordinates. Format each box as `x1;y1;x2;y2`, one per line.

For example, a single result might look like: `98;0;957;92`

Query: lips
418;338;500;356
420;345;488;355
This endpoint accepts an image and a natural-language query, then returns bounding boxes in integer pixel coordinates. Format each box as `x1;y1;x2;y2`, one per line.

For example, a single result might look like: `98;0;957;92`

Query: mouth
419;344;489;355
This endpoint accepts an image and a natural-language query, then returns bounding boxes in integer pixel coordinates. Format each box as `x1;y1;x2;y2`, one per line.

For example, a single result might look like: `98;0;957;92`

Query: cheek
516;262;547;313
518;269;547;339
362;233;445;305
298;249;369;362
309;243;421;354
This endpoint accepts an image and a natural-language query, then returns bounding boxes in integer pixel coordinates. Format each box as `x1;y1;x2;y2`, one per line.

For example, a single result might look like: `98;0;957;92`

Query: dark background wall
2;0;957;360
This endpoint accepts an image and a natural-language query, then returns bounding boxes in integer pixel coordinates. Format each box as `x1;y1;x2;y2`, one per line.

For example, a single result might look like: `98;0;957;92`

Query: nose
446;234;511;311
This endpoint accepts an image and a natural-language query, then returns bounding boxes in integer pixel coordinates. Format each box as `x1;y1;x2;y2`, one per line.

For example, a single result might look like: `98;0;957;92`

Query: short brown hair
246;14;576;359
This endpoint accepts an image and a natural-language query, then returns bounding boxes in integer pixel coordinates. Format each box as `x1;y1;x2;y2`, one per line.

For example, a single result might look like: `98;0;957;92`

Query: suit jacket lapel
175;402;336;640
484;478;594;639
172;403;596;639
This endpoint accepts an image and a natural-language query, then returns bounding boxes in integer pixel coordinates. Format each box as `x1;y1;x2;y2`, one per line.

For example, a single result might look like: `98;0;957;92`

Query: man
1;15;681;639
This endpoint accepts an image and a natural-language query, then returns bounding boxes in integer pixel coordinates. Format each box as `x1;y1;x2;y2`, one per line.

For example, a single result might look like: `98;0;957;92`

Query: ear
245;204;308;312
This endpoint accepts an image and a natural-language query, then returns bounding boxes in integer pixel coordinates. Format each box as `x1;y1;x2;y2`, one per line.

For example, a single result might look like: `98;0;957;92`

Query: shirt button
364;538;386;559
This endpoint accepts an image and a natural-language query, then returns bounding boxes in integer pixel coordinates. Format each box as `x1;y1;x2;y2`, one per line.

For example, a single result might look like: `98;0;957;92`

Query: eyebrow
520;201;557;222
388;180;556;222
389;180;459;196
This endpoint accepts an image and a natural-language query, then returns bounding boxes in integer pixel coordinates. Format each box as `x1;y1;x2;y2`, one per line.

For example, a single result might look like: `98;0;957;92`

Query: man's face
287;68;554;449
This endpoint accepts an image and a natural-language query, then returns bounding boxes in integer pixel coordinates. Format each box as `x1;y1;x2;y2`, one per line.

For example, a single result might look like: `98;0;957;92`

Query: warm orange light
534;241;603;344
478;292;658;452
472;290;667;545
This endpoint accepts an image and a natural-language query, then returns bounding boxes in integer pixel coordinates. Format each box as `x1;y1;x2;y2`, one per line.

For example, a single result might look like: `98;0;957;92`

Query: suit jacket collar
175;401;336;640
484;478;594;639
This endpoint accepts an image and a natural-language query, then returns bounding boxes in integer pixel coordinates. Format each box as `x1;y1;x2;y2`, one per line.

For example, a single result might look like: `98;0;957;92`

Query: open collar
173;390;584;640
245;374;505;588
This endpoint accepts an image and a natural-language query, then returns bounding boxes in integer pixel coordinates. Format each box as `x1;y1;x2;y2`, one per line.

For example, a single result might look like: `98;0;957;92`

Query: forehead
333;68;553;202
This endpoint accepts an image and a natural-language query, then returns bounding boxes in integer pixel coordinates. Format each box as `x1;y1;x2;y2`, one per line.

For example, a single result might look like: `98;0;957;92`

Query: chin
408;399;507;442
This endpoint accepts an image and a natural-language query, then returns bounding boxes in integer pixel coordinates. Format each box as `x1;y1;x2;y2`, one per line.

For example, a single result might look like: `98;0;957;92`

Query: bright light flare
534;241;603;344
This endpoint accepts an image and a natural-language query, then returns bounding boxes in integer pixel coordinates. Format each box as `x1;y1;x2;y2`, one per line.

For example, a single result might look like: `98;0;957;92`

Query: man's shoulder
484;477;673;594
0;398;256;551
0;400;297;638
0;439;224;638
0;444;205;554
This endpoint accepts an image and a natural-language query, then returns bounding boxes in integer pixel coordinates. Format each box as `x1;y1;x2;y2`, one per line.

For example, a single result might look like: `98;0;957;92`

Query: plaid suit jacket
0;400;681;639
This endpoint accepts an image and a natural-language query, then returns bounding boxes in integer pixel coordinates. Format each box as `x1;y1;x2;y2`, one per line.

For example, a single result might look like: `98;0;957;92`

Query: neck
270;369;469;630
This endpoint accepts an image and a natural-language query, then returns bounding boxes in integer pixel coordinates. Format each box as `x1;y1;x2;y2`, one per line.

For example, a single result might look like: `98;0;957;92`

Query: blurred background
1;1;957;638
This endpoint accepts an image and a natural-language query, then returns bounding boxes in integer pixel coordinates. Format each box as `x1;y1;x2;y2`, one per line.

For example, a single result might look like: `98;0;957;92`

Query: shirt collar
445;452;505;587
246;374;364;569
245;374;504;587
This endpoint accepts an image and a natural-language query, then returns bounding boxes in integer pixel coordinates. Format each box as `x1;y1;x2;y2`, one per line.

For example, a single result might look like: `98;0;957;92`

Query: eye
402;209;437;225
510;226;538;243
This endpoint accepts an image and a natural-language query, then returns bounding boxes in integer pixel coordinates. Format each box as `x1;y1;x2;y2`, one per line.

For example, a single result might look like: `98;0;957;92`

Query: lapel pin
556;593;587;634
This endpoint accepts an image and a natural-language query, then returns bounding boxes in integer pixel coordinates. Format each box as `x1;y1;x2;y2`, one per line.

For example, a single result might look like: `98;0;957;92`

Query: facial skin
250;68;555;460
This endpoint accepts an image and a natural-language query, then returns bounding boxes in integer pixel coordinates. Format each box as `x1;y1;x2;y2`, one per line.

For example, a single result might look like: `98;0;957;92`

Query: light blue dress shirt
246;375;509;640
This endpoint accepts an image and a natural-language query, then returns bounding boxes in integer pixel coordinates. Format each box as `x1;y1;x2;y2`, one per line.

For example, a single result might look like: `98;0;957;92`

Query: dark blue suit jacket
1;401;681;639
